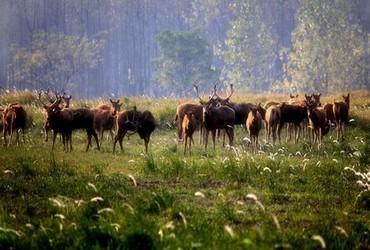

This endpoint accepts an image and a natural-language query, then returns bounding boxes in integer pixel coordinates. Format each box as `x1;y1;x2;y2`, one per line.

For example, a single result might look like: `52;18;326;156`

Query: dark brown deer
264;104;280;145
333;93;350;141
71;108;100;151
113;107;156;153
136;110;157;153
40;90;71;142
39;95;73;152
214;84;265;126
195;87;235;150
246;106;262;149
1;103;27;146
307;106;329;144
277;102;308;144
182;111;197;155
94;99;122;146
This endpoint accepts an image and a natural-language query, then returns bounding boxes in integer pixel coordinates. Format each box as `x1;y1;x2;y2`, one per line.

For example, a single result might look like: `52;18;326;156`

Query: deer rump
2;104;27;146
71;108;100;151
114;109;156;153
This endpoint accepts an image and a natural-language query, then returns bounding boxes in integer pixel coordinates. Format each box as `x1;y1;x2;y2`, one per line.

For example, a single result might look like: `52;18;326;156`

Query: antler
193;83;204;103
223;83;234;102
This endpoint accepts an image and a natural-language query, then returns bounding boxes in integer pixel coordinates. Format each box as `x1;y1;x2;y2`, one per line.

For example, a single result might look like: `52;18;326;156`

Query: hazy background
0;0;369;98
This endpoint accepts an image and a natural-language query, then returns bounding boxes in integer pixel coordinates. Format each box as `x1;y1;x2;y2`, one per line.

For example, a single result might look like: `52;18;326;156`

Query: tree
283;0;369;94
216;0;277;92
152;30;219;96
9;31;104;93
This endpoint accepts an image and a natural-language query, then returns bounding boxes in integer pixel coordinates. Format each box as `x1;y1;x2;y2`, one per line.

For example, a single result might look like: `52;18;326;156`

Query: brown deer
246;106;262;149
182;111;197;155
307;106;329;144
1;103;27;146
40;90;71;142
94;99;122;146
113;107;156;153
214;84;266;128
174;102;203;143
39;95;73;152
196;86;235;150
333;93;350;141
71;108;100;151
264;104;280;145
277;102;308;144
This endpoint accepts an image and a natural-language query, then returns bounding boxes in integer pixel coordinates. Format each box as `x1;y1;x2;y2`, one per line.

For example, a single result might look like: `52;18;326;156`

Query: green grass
0;91;370;249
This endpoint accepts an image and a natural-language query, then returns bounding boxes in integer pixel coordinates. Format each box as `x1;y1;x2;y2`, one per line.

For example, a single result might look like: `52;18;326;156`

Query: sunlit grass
0;90;369;248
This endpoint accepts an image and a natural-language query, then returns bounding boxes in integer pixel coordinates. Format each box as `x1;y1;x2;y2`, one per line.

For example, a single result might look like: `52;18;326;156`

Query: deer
1;103;27;146
333;93;350;141
277;102;308;144
305;93;322;108
174;102;203;143
40;90;71;142
264;104;280;145
94;99;122;146
38;94;73;152
246;106;262;149
113;106;156;154
213;84;266;127
307;106;330;144
182;111;197;155
196;86;235;150
70;108;100;151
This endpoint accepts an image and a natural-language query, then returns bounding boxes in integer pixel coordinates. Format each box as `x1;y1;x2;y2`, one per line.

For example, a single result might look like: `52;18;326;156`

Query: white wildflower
90;197;104;202
98;208;114;214
312;235;326;249
224;225;235;238
127;174;137;187
194;191;205;198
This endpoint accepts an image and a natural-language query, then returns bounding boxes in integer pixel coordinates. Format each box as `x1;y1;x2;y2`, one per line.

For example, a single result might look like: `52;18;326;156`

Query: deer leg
189;135;192;155
92;130;100;151
211;129;216;150
86;133;92;152
204;130;209;151
184;135;187;155
52;131;57;151
69;131;73;152
99;129;104;147
144;135;150;153
15;129;20;146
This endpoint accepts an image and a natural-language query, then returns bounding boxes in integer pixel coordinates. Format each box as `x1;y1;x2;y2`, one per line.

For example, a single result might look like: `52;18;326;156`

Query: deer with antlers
195;84;235;150
214;84;266;128
38;93;73;152
40;90;72;142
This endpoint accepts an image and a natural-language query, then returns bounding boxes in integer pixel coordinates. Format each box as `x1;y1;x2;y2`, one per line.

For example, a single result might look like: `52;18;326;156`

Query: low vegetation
0;90;369;249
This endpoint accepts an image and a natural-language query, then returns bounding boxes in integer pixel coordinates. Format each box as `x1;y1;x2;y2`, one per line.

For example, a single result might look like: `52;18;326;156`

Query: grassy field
0;91;370;249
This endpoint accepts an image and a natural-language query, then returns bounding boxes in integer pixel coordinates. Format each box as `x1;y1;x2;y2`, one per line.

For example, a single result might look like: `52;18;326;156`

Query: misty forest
0;0;369;98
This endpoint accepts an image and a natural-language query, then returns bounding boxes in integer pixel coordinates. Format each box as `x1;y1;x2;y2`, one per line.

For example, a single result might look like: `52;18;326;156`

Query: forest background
0;0;369;98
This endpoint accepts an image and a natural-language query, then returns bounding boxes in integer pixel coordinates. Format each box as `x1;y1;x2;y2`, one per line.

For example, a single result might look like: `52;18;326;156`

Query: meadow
0;90;370;249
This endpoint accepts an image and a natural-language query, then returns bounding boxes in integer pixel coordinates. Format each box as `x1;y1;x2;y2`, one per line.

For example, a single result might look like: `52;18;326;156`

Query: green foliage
282;0;368;94
216;0;277;92
10;31;104;92
153;30;219;96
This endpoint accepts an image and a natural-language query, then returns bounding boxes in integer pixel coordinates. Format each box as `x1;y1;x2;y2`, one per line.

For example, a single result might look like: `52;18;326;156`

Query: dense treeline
0;0;369;97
